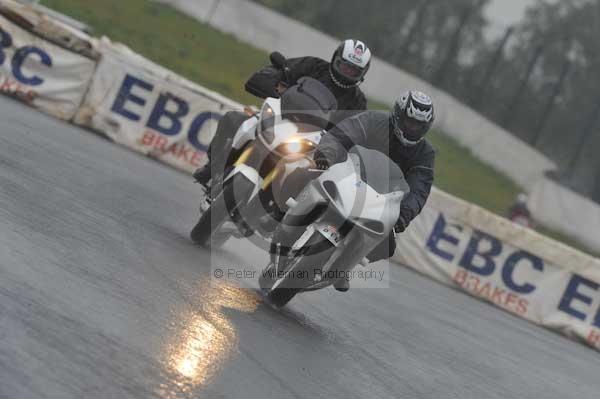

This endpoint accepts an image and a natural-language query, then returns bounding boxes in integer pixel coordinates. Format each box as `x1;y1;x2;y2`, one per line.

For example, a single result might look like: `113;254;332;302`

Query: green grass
42;0;594;256
44;0;267;105
428;130;521;215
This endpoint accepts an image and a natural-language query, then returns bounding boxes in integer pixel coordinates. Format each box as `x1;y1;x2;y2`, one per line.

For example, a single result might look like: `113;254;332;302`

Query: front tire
258;262;277;291
190;173;255;247
267;233;336;307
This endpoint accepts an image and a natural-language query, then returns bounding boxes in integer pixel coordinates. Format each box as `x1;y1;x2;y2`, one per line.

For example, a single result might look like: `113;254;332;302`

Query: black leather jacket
246;56;367;124
314;110;435;227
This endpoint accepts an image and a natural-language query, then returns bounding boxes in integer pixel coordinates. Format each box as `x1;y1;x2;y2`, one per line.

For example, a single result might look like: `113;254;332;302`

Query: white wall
529;178;600;252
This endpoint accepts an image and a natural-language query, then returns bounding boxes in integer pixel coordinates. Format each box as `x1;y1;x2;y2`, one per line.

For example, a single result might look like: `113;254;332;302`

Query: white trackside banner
393;189;600;351
0;13;95;120
75;41;242;173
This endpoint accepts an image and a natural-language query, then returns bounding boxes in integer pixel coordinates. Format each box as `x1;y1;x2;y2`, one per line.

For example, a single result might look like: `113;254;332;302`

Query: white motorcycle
190;53;338;248
259;146;409;307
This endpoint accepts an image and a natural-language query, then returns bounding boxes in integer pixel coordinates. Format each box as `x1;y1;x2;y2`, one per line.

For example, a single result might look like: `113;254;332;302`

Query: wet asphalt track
0;96;599;399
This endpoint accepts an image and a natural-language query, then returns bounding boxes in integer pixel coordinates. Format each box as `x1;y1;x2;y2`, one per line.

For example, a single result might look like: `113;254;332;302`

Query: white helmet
330;39;372;88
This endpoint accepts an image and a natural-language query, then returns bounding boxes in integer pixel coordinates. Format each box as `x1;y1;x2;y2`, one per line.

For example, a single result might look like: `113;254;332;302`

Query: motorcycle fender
224;164;262;200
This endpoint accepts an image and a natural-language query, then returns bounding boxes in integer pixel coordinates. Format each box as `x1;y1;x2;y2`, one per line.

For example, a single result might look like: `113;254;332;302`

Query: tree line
255;0;600;202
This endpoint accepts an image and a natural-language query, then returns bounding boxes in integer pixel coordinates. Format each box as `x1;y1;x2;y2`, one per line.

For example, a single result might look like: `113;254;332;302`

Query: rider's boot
333;259;370;292
193;164;212;213
193;163;211;186
333;276;350;292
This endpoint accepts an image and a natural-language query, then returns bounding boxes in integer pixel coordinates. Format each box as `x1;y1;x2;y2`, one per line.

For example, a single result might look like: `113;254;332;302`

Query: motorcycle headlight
283;141;304;153
259;104;275;144
276;138;316;155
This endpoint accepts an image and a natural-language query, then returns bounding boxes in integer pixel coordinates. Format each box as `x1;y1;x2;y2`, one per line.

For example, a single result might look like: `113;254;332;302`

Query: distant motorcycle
190;53;338;248
259;146;409;307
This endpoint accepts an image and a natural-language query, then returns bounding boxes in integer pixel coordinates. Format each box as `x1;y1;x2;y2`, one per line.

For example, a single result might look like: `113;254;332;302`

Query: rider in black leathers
313;90;437;291
193;39;372;189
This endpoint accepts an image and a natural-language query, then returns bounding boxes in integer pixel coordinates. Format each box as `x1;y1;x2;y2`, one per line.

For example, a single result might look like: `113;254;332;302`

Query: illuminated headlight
284;141;303;153
259;104;275;144
276;138;316;155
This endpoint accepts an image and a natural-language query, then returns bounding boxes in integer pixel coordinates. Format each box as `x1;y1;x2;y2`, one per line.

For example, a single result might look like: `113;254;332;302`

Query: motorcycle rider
193;39;372;197
313;90;436;292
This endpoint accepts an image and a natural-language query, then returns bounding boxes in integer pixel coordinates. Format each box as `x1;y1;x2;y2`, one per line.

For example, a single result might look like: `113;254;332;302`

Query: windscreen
281;77;338;129
350;146;409;195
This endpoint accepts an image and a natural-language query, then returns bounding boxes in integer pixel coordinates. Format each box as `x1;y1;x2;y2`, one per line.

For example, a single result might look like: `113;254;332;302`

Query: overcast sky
486;0;536;26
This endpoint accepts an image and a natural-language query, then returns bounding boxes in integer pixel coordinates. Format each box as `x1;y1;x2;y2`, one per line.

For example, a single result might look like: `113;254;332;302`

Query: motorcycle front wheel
267;232;336;307
190;173;255;248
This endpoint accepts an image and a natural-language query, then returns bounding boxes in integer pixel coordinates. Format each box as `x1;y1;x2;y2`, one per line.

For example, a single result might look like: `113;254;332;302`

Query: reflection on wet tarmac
173;311;233;383
161;281;260;394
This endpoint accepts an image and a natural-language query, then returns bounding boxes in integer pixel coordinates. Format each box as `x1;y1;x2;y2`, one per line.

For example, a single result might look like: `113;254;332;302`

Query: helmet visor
333;58;363;80
398;116;428;142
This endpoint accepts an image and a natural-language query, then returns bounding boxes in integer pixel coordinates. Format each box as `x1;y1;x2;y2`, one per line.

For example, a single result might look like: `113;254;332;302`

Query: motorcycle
259;146;409;307
190;53;338;248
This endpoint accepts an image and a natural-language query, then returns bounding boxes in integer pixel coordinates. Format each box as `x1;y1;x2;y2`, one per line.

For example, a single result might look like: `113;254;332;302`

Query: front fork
225;144;319;237
226;143;285;197
222;145;283;233
225;145;263;200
